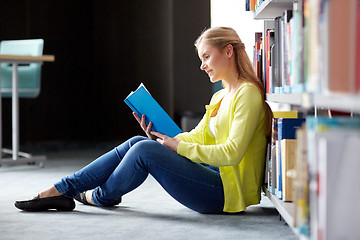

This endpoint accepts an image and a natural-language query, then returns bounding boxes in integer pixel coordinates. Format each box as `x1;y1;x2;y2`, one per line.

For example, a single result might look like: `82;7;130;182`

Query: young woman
15;27;272;214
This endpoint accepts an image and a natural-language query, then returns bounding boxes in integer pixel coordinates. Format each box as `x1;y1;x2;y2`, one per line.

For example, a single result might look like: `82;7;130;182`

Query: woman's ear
225;44;234;58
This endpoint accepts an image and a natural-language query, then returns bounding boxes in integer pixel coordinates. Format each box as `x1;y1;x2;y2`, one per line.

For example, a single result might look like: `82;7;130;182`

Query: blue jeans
54;136;224;214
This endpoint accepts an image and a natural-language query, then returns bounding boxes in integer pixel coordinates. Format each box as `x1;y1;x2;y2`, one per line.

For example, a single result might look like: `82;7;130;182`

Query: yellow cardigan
176;82;266;213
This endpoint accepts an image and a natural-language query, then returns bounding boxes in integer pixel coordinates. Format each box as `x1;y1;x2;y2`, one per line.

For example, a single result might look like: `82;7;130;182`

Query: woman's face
197;42;231;83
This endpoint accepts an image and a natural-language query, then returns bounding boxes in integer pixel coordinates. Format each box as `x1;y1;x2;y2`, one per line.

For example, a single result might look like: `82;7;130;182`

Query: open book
124;83;182;138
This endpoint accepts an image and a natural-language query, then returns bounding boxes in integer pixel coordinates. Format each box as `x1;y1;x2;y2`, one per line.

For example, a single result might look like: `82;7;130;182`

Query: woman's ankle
39;186;62;198
85;190;96;205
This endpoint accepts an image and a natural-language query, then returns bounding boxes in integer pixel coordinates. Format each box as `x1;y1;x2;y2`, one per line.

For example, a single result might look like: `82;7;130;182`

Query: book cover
318;131;360;240
276;118;305;199
292;0;305;93
266;29;275;93
356;0;360;93
124;83;182;138
250;0;255;11
304;0;321;93
294;126;310;237
245;0;250;11
328;0;357;93
270;111;298;194
283;10;293;93
281;139;297;202
254;32;262;80
306;117;360;240
274;16;282;93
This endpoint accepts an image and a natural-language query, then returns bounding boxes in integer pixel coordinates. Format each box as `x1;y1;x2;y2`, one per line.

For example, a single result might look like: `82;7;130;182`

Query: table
0;54;55;166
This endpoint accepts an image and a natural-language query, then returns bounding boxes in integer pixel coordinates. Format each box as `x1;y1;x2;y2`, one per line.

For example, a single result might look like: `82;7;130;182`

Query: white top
209;115;217;137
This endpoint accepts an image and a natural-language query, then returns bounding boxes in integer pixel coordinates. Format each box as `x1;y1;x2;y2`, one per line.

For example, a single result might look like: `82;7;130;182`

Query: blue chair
0;39;44;98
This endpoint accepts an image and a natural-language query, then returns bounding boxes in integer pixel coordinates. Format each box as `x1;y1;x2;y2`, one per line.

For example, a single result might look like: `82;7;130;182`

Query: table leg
12;63;19;161
0;66;2;162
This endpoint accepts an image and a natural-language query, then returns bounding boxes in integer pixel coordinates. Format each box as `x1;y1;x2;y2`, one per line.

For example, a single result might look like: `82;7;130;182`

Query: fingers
133;112;141;124
133;113;156;140
147;122;152;133
150;131;165;139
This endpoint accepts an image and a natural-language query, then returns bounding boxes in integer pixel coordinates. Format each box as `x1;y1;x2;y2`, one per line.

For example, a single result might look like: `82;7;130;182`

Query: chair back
0;39;44;98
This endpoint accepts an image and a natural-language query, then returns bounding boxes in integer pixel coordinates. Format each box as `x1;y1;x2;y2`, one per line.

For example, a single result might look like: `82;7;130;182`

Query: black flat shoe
74;192;122;207
14;195;75;212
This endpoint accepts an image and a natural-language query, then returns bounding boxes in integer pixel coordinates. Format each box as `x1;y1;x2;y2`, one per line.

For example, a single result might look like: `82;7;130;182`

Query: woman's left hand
150;131;182;152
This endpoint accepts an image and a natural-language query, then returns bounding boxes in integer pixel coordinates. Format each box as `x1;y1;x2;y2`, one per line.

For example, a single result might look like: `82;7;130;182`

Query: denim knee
125;139;165;166
132;139;162;153
115;135;148;151
127;135;149;146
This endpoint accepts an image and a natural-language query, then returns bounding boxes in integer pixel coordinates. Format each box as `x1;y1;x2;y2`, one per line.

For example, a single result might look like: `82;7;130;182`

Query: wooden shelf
254;0;293;19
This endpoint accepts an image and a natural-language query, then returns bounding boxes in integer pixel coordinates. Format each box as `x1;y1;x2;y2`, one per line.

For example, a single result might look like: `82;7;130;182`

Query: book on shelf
246;0;264;12
254;32;263;82
356;0;360;93
246;0;256;12
282;10;293;93
317;131;360;240
265;29;275;93
303;0;321;93
294;126;310;237
268;111;298;194
259;0;359;95
327;0;359;94
306;117;360;240
292;0;305;93
274;16;282;93
280;139;297;202
124;83;182;138
276;118;305;199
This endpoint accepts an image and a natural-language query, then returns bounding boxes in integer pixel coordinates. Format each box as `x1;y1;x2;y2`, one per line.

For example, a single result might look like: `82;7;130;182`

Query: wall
210;0;264;65
0;0;210;146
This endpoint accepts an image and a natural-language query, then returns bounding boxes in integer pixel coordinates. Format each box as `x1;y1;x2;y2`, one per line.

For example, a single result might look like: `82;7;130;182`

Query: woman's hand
133;112;156;140
150;131;182;152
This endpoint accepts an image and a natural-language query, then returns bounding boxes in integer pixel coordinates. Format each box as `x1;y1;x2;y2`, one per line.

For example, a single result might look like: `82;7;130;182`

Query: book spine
124;99;141;119
355;0;360;93
276;118;283;199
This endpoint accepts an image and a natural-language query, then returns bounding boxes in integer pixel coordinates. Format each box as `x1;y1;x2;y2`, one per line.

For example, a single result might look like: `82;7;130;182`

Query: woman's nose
200;61;206;70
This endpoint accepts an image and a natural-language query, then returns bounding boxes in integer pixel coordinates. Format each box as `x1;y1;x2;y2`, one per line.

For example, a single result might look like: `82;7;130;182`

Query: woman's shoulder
233;82;262;104
238;81;258;92
236;82;261;97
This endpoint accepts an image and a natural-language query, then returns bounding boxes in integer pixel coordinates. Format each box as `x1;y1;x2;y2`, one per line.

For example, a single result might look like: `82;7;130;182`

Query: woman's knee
127;140;166;165
132;139;162;154
128;135;149;145
115;136;148;149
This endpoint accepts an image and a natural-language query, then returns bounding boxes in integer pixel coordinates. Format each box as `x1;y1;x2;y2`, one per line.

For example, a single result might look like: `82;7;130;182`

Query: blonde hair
195;27;273;139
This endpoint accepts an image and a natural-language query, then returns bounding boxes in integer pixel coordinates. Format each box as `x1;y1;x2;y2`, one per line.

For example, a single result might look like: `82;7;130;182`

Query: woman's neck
223;77;244;95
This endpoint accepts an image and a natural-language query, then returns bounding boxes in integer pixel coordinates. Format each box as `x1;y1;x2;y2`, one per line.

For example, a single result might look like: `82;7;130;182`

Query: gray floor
0;144;297;240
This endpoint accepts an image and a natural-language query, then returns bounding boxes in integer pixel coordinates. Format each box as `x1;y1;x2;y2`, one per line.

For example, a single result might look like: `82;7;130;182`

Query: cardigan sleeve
176;84;264;167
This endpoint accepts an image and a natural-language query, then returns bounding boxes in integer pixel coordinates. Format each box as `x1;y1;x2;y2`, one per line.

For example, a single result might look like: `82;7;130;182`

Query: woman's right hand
132;112;157;140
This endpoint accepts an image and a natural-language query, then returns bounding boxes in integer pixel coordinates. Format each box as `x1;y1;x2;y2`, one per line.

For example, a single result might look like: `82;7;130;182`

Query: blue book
276;118;306;199
124;83;182;138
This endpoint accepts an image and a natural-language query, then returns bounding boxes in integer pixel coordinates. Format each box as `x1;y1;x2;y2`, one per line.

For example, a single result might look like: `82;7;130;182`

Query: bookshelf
252;0;360;239
254;0;293;19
